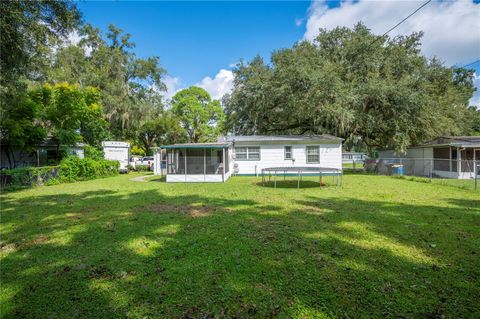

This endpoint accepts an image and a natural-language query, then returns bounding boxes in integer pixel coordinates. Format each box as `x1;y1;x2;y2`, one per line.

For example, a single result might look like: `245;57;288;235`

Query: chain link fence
361;158;479;191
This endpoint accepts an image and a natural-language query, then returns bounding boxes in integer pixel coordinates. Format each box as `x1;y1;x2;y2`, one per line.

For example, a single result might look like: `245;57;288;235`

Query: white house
157;135;343;182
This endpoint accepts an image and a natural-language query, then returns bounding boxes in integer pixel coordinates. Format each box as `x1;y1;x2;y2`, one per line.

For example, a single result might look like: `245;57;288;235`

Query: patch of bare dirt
0;241;17;253
30;235;49;245
138;203;226;218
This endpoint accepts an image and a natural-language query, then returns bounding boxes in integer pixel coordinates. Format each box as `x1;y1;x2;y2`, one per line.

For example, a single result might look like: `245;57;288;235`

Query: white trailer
102;141;130;173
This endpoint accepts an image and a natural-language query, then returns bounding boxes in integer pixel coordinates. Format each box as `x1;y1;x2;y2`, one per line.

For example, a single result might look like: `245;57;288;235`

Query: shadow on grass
256;180;324;189
1;186;479;318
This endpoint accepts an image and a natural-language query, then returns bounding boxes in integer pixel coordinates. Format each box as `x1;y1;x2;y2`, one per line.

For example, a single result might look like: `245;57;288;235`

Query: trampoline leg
262;171;264;186
274;171;277;188
297;172;300;189
320;174;323;188
284;170;286;181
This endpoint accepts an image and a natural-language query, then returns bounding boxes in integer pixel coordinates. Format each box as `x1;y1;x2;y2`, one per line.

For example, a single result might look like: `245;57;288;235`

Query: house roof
218;134;343;143
161;142;231;149
417;136;480;148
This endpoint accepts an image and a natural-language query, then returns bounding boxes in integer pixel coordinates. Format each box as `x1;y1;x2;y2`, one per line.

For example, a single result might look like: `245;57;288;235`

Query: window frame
234;146;261;161
306;145;320;164
284;146;293;160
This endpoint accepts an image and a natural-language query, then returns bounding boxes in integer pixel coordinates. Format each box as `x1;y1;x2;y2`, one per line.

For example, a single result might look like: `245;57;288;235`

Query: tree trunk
4;145;12;168
36;147;40;167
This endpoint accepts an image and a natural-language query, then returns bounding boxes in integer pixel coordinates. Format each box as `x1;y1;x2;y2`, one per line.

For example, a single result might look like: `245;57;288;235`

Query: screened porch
162;143;231;182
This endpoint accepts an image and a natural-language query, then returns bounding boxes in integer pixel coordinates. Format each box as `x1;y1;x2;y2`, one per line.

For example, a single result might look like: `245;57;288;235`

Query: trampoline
261;167;342;188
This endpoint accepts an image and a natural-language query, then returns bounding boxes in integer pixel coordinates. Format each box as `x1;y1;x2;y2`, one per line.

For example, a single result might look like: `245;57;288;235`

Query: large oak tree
224;23;477;152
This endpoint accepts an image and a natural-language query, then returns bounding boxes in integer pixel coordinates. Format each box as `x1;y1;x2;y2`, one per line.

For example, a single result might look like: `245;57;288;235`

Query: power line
380;0;431;39
350;0;431;61
462;59;480;68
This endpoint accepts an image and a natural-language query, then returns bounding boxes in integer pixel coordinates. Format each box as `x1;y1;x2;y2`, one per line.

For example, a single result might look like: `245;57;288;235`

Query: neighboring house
156;135;343;182
0;139;85;169
378;136;480;179
342;152;368;162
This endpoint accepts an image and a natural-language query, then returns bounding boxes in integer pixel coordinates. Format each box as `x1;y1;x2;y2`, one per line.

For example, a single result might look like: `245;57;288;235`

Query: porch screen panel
205;149;223;174
433;147;450;171
461;149;474;173
167;149;185;175
186;149;205;174
225;148;229;173
205;149;215;174
167;149;185;174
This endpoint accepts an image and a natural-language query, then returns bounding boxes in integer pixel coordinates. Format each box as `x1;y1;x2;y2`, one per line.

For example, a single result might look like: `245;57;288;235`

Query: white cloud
196;69;234;100
295;18;304;27
163;69;233;103
67;31;82;45
163;75;183;100
65;31;93;56
470;73;480;108
304;0;480;65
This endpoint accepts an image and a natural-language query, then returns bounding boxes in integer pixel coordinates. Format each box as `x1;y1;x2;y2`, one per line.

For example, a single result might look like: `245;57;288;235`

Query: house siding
233;142;342;175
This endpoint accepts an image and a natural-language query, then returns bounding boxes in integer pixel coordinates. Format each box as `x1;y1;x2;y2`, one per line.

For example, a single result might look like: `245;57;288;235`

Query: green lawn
1;174;479;318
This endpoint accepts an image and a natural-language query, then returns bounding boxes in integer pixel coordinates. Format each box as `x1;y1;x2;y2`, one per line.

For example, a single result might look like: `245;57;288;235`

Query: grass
1;173;479;318
342;162;364;169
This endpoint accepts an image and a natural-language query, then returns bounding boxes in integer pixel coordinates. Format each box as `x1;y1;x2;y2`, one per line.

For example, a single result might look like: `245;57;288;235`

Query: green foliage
48;24;167;140
1;157;119;189
0;0;81;87
2;83;107;168
28;83;109;147
130;145;146;156
137;111;185;154
171;86;225;143
134;164;150;172
224;23;477;152
0;91;47;167
464;106;480;135
1;166;60;189
0;1;81;167
58;156;119;183
84;145;104;161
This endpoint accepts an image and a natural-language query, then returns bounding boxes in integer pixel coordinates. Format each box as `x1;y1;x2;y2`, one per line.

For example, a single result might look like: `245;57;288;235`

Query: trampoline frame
261;167;342;188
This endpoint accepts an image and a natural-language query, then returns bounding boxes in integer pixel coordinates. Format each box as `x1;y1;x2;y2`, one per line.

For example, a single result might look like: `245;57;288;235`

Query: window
235;146;260;160
235;147;247;160
306;146;320;163
284;146;292;160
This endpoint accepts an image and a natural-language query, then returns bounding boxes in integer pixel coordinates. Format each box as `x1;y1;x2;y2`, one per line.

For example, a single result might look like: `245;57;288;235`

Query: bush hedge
0;166;60;189
134;164;151;172
1;157;119;189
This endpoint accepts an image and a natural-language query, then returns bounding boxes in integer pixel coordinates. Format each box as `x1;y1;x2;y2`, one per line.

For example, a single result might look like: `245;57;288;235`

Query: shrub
1;157;119;190
84;145;104;160
1;166;60;189
59;156;119;182
131;145;145;157
134;164;150;172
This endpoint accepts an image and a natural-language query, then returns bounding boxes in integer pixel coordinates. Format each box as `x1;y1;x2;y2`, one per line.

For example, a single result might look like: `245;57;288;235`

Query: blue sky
78;1;312;85
77;1;480;104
